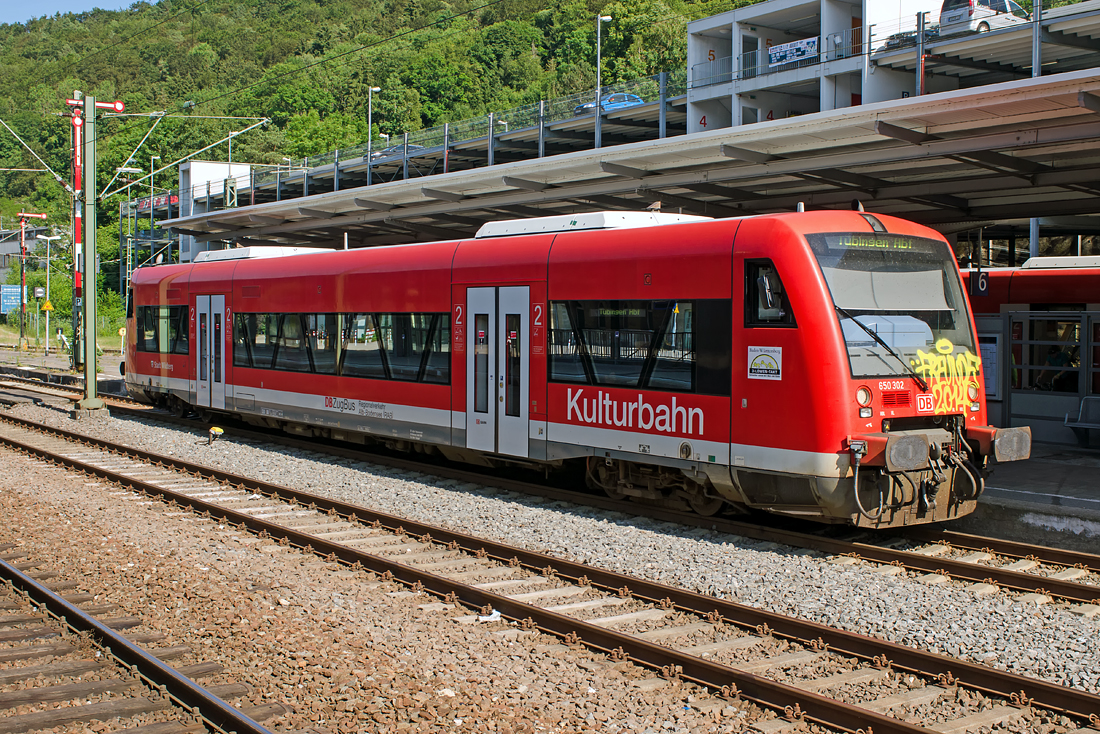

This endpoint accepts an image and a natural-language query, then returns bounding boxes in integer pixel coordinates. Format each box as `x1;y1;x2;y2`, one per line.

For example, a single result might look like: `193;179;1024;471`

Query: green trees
0;0;741;264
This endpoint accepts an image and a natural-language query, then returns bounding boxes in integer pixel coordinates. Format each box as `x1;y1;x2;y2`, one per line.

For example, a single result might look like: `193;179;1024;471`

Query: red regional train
963;256;1100;313
125;210;1032;528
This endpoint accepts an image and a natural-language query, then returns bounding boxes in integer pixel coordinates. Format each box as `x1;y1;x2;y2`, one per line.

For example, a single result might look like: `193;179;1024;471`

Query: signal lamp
856;387;872;407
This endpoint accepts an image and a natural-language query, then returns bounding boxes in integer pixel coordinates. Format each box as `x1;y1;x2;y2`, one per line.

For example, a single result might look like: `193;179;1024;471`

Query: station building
686;0;1100;130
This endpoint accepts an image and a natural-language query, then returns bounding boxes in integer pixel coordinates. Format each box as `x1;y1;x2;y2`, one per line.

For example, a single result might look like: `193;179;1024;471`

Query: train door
466;286;530;457
195;295;226;410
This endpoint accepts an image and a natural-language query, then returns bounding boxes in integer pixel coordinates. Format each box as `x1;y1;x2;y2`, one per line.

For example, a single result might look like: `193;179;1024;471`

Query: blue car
574;93;646;117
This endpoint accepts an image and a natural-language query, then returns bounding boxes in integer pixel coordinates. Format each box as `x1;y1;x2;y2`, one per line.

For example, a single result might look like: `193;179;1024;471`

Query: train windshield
806;233;976;380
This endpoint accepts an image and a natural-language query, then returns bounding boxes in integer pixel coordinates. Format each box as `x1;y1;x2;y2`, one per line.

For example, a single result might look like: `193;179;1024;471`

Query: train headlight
967;383;979;401
856;387;872;407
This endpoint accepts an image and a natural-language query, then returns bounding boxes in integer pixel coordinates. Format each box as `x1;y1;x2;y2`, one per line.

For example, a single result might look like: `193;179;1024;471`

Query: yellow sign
118;327;127;337
40;300;54;312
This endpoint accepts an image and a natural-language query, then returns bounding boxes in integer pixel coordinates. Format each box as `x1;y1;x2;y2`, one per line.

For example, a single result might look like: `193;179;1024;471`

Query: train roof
193;246;317;263
474;211;711;238
1019;255;1100;270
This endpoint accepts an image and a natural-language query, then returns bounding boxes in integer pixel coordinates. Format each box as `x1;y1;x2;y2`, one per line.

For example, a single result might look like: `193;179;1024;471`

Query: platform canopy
161;68;1100;249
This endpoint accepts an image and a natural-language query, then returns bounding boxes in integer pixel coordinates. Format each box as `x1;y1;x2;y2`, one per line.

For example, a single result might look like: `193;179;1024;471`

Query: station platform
0;346;126;400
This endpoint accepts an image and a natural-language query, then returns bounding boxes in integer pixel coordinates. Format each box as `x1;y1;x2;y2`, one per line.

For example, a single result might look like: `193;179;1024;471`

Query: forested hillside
1;0;752;221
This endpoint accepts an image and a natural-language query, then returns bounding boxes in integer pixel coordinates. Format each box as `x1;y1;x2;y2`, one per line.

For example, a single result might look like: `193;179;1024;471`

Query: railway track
0;542;284;733
2;373;1098;608
0;414;1097;734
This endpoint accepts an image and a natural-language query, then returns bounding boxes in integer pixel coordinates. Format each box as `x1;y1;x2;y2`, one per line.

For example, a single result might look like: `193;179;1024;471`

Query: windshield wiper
835;305;929;392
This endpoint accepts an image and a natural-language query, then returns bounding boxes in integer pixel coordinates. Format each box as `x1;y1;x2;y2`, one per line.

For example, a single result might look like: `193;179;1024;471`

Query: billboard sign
0;285;20;315
768;37;819;67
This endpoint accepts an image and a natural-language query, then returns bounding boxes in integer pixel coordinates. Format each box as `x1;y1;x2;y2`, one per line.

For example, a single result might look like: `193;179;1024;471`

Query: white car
939;0;1030;36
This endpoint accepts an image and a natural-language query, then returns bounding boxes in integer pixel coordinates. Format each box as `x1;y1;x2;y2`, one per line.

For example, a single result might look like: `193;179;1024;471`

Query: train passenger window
548;300;732;396
213;314;222;383
420;315;451;385
135;306;159;353
474;314;489;413
746;260;796;327
169;306;189;355
548;304;588;383
251;315;279;369
647;302;694;392
379;314;434;381
273;314;313;372
234;311;450;383
234;314;255;368
342;314;388;379
505;314;521;417
339;313;451;383
199;313;208;381
306;314;338;375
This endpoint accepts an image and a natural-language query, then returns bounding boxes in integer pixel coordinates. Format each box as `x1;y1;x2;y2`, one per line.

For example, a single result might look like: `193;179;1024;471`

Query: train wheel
602;484;629;501
689;493;725;516
172;397;190;419
585;457;628;500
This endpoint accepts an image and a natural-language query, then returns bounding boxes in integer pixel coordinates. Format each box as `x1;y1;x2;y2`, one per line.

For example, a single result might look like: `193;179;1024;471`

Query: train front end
807;224;1031;526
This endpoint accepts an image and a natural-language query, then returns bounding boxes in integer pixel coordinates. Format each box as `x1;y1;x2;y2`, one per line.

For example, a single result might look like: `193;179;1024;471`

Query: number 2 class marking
533;304;542;326
454;305;463;325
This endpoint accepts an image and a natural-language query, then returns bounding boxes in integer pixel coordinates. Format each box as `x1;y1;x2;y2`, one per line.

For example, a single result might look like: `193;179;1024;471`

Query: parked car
370;143;426;160
876;27;939;53
573;93;646;117
939;0;1029;36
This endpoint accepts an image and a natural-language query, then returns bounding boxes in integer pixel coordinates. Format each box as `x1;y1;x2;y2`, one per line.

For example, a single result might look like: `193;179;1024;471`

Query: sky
2;1;134;26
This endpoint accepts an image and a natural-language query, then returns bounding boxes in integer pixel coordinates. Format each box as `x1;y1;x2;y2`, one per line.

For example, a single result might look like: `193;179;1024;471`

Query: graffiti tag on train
910;338;982;415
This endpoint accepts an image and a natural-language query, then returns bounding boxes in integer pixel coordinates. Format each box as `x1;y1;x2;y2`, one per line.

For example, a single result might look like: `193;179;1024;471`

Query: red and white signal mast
66;93;124;414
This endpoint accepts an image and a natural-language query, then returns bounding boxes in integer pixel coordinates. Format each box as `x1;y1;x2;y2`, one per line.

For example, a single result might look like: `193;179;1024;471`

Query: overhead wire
78;0;523;153
14;0;689;197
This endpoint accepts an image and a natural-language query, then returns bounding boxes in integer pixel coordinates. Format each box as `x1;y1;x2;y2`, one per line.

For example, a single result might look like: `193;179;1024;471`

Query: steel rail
0;425;928;734
900;526;1100;574
709;521;1100;605
2;418;1098;725
0;556;274;734
19;398;1100;605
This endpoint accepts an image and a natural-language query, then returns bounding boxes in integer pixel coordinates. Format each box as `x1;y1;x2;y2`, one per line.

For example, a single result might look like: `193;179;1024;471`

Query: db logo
916;394;935;414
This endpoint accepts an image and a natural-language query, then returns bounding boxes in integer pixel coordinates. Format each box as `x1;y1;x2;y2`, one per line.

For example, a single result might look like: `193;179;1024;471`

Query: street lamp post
115;166;143;298
39;235;62;355
17;212;48;350
149;154;161;234
595;14;612;149
367;86;381;186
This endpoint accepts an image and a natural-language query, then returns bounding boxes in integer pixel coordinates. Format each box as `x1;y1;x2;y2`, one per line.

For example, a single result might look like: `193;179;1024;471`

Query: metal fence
253;68;687;185
690;0;1094;89
691;25;863;88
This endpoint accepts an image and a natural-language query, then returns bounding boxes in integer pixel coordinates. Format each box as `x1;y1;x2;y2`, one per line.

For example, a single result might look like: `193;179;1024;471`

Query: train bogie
126;211;1030;528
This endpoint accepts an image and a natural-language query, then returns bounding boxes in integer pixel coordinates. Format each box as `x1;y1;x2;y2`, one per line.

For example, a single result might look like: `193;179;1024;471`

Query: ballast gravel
7;402;1100;699
0;449;751;733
